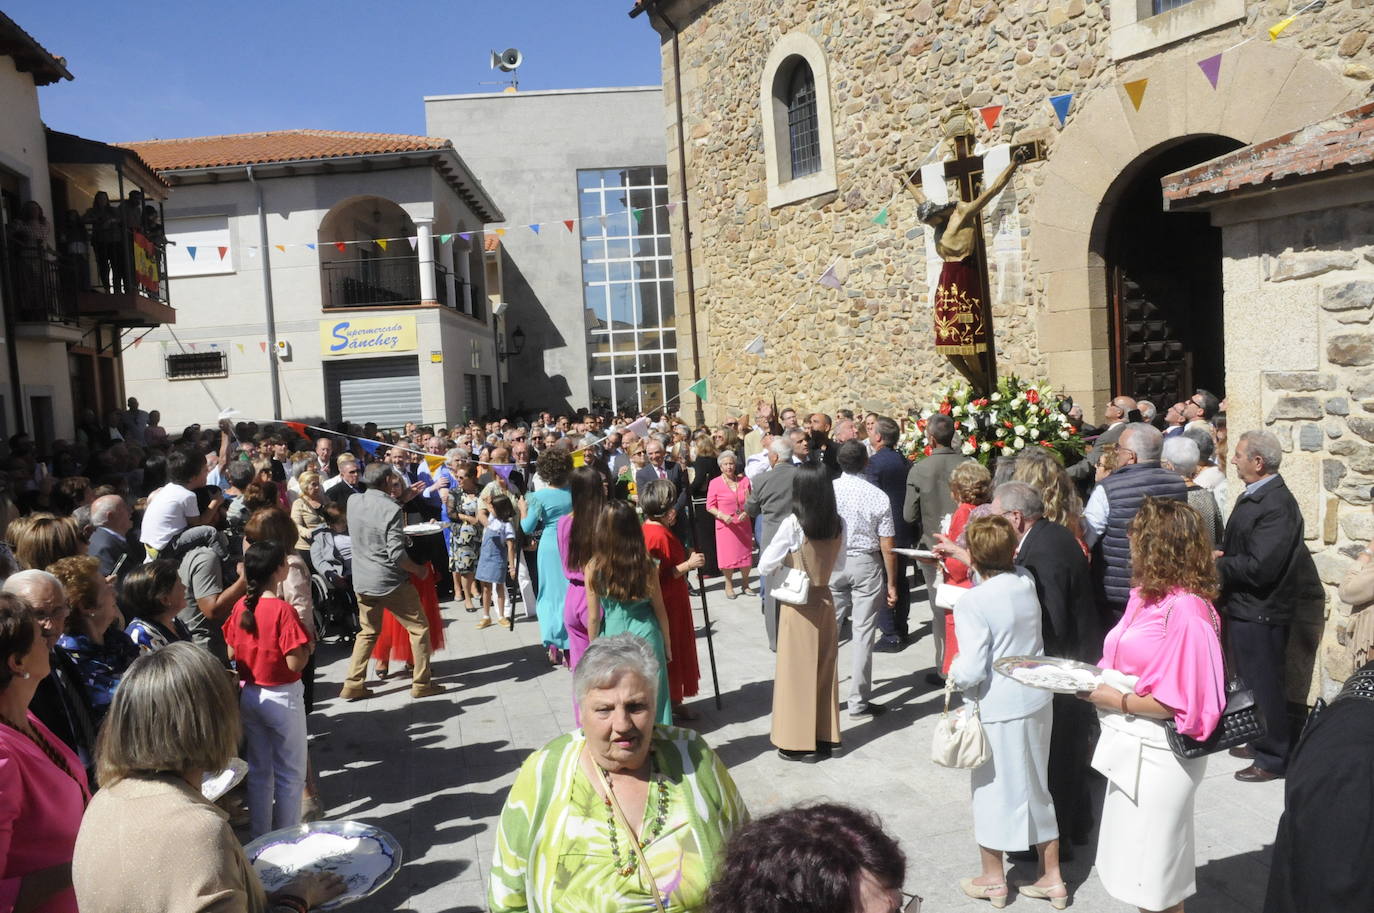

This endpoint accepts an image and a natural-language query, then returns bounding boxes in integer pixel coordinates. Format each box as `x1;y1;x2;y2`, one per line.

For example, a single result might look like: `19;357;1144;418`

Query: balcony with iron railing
2;246;80;327
321;255;480;317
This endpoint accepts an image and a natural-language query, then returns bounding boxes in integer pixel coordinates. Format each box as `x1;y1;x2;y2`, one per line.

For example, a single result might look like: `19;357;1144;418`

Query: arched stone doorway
1095;135;1243;406
1029;41;1363;417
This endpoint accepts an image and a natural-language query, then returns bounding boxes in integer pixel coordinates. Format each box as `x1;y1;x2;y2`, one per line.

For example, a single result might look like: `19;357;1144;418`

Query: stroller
309;525;360;643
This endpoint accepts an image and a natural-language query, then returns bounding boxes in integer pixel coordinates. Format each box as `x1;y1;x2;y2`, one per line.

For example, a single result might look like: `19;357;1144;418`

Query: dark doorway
1104;135;1243;407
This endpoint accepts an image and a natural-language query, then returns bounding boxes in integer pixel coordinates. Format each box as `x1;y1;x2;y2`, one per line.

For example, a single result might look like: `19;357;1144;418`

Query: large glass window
786;61;821;179
578;167;677;415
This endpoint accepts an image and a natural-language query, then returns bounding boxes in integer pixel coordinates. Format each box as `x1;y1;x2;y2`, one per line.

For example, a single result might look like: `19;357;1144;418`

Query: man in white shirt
830;440;897;718
141;447;219;556
744;434;774;481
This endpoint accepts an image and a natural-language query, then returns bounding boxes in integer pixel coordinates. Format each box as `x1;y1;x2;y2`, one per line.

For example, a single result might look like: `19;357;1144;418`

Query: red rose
995;440;1005;448
968;436;977;447
939;402;951;415
1040;440;1053;447
923;445;933;456
1027;389;1040;404
917;419;927;430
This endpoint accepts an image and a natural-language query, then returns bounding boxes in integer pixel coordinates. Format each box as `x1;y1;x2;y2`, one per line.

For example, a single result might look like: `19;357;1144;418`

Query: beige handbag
930;683;990;769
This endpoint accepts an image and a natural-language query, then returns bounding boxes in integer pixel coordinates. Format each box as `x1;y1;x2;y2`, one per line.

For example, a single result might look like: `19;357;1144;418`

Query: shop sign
319;315;418;356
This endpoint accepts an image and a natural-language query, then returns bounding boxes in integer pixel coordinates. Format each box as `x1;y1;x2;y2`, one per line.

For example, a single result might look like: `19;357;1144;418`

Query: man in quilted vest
1083;423;1188;619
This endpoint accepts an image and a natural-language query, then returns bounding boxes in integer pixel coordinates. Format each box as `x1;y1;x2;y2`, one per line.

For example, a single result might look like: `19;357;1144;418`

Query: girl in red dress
936;461;993;676
638;479;705;722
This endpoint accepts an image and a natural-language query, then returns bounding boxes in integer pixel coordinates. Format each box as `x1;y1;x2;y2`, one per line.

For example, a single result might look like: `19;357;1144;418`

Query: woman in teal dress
586;500;672;726
520;448;574;661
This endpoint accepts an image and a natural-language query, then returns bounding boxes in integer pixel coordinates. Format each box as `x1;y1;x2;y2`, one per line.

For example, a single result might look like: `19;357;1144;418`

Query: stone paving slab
308;584;1284;912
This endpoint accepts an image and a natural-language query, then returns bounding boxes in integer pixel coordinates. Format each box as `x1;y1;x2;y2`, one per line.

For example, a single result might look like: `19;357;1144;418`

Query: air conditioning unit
276;339;293;361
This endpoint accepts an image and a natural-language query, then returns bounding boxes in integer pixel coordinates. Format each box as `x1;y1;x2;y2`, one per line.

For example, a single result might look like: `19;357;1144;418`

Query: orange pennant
217;246;228;260
495;228;506;237
274;244;285;252
1123;78;1149;111
563;220;575;232
979;105;1003;130
335;241;347;252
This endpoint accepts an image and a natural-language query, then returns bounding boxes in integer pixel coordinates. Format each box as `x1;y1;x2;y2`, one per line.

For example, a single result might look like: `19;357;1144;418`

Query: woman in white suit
948;515;1068;909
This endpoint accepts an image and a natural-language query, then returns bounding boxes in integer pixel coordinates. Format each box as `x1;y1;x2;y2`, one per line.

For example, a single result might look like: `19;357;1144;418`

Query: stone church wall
650;0;1374;422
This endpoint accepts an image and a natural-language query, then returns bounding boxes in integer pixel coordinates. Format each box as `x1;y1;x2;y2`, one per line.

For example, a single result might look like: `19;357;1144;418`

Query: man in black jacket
637;438;692;545
1219;429;1323;782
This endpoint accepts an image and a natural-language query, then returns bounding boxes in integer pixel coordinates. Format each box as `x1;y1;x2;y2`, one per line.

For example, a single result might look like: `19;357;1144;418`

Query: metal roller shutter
324;356;422;430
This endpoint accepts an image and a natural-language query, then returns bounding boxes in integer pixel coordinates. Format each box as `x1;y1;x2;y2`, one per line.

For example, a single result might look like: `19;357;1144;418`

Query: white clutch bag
930;685;990;769
770;565;811;605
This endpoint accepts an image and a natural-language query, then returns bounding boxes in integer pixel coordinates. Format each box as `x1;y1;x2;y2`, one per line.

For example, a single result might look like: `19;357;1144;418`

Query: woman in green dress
519;448;574;663
586;499;673;726
489;635;748;913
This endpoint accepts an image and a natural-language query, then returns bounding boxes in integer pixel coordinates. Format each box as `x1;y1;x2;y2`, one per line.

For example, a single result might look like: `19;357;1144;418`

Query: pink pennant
259;341;268;352
1197;53;1222;89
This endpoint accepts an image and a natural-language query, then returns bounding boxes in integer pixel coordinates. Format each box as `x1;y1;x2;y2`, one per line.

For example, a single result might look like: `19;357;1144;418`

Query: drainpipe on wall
639;0;705;427
0;222;24;435
245;165;282;420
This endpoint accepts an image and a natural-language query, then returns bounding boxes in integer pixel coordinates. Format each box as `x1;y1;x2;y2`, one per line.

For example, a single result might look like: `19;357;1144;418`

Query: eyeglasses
32;603;70;625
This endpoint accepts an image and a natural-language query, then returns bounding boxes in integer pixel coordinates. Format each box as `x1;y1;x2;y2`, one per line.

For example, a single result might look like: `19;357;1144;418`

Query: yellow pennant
376;238;388;251
424;454;444;472
1268;15;1295;40
1123;78;1149;111
495;228;507;237
274;244;285;252
571;450;586;468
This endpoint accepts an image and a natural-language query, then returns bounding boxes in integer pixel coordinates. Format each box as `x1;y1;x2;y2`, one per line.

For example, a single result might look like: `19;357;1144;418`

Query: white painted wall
121;165;498;429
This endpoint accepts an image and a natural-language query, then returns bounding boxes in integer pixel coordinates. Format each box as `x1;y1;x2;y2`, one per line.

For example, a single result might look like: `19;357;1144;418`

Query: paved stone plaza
309;583;1284;912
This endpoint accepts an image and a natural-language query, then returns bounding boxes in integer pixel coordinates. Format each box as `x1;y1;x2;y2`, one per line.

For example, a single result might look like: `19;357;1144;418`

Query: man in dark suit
327;454;366;507
998;480;1101;851
1220;430;1324;782
637;437;691;545
745;436;799;651
865;416;913;648
904;413;970;678
87;494;138;580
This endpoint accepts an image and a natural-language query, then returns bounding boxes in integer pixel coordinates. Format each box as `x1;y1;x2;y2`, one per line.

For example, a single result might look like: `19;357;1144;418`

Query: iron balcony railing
3;246;79;324
322;255;421;308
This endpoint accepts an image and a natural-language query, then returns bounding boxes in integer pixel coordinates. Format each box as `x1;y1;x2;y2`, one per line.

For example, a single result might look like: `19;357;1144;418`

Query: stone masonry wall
1240;199;1374;697
655;0;1374;422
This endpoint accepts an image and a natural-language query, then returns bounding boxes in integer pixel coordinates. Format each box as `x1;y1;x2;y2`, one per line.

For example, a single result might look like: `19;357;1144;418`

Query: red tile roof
120;129;453;172
1164;102;1374;205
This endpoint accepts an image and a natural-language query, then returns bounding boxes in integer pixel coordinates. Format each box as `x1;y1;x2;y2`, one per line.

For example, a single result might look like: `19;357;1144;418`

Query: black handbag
1158;598;1267;759
1165;675;1266;759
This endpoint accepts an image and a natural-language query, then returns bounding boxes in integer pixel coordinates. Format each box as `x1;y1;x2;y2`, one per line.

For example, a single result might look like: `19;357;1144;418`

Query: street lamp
498;325;525;361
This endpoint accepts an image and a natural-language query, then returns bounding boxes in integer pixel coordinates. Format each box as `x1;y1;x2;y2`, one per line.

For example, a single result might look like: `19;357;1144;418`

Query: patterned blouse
126;616;192;655
56;628;139;721
489;726;748;913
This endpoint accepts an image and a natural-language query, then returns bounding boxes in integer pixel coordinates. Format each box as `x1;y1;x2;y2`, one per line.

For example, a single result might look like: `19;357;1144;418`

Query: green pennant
687;378;708;402
872;207;890;226
439;233;452;244
632;208;645;222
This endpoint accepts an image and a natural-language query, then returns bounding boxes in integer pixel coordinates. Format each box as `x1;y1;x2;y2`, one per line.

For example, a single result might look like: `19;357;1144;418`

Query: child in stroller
309;503;359;642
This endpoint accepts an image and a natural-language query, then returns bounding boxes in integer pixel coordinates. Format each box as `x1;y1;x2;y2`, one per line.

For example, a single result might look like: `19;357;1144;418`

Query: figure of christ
902;144;1032;384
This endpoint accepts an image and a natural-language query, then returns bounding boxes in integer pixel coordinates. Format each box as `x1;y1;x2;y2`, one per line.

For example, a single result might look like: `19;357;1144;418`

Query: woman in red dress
639;479;705;722
935;461;993;676
372;563;445;679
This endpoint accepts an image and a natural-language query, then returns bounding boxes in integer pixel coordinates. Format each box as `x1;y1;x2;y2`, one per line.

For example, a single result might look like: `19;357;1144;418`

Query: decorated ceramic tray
201;757;248;802
994;656;1103;694
244;821;402;909
403;522;444;536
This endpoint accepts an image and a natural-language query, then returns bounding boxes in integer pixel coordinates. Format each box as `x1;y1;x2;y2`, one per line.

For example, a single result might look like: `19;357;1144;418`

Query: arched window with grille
786;61;821;179
761;34;837;208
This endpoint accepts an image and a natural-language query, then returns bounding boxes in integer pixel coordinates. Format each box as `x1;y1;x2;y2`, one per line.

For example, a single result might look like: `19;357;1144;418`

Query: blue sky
16;0;662;143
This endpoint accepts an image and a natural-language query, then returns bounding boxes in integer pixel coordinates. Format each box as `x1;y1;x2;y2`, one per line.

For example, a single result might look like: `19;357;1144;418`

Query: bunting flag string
1049;93;1074;126
1123;78;1150;111
978;105;1003;130
1197;53;1223;89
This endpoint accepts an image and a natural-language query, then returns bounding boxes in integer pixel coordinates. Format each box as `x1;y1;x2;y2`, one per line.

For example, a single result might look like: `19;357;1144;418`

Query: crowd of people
0;384;1356;913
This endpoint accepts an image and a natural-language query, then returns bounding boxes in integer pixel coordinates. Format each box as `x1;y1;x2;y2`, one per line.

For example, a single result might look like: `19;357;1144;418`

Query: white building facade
121;131;505;431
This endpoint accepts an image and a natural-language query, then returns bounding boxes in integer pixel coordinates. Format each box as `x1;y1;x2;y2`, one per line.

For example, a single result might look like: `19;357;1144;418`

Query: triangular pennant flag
1123;78;1149;111
632;208;644;222
458;232;470;242
495;228;506;237
306;243;316;250
236;343;245;353
335;241;347;252
440;233;452;244
1268;15;1295;41
667;201;679;216
424;454;444;472
356;438;381;456
259;341;268;352
1197;53;1222;89
186;246;197;260
744;334;766;357
217;246;228;260
376;238;388;251
625;416;650;438
530;223;541;234
563;220;575;232
132;337;142;348
492;463;514;482
598;214;608;230
979;104;1003;130
407;236;418;251
687;378;708;402
189;342;197;351
571;450;586;468
274;244;285;253
1050;93;1074;125
818;263;843;290
872;207;889;226
284;421;308;435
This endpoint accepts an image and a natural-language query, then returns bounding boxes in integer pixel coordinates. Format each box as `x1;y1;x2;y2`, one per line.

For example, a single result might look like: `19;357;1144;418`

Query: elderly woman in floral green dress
489;635;748;913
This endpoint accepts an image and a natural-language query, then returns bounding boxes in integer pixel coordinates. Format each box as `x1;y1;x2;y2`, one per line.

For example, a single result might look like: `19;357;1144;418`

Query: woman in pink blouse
1080;498;1226;913
0;594;89;913
706;451;753;599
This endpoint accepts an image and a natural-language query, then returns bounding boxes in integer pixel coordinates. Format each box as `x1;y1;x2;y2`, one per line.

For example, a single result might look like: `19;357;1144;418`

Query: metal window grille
166;351;227;380
1151;0;1194;13
787;62;821;179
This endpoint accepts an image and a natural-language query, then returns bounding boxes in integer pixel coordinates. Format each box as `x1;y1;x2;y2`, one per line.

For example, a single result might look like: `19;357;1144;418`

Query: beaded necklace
598;753;671;877
0;713;88;801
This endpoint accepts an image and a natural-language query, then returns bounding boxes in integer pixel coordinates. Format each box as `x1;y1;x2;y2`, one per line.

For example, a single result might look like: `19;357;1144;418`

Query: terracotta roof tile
119;129;452;172
1164;102;1374;204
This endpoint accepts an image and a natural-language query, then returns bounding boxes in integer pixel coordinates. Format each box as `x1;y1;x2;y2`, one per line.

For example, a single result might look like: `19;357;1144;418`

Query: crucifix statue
902;110;1045;393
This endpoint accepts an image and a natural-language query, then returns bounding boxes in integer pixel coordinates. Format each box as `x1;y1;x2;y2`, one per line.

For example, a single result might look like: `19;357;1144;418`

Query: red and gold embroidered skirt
934;258;989;356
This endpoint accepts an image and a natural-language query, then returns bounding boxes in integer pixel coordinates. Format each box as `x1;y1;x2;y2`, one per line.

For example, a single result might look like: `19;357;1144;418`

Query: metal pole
246;165;282;420
696;568;723;709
